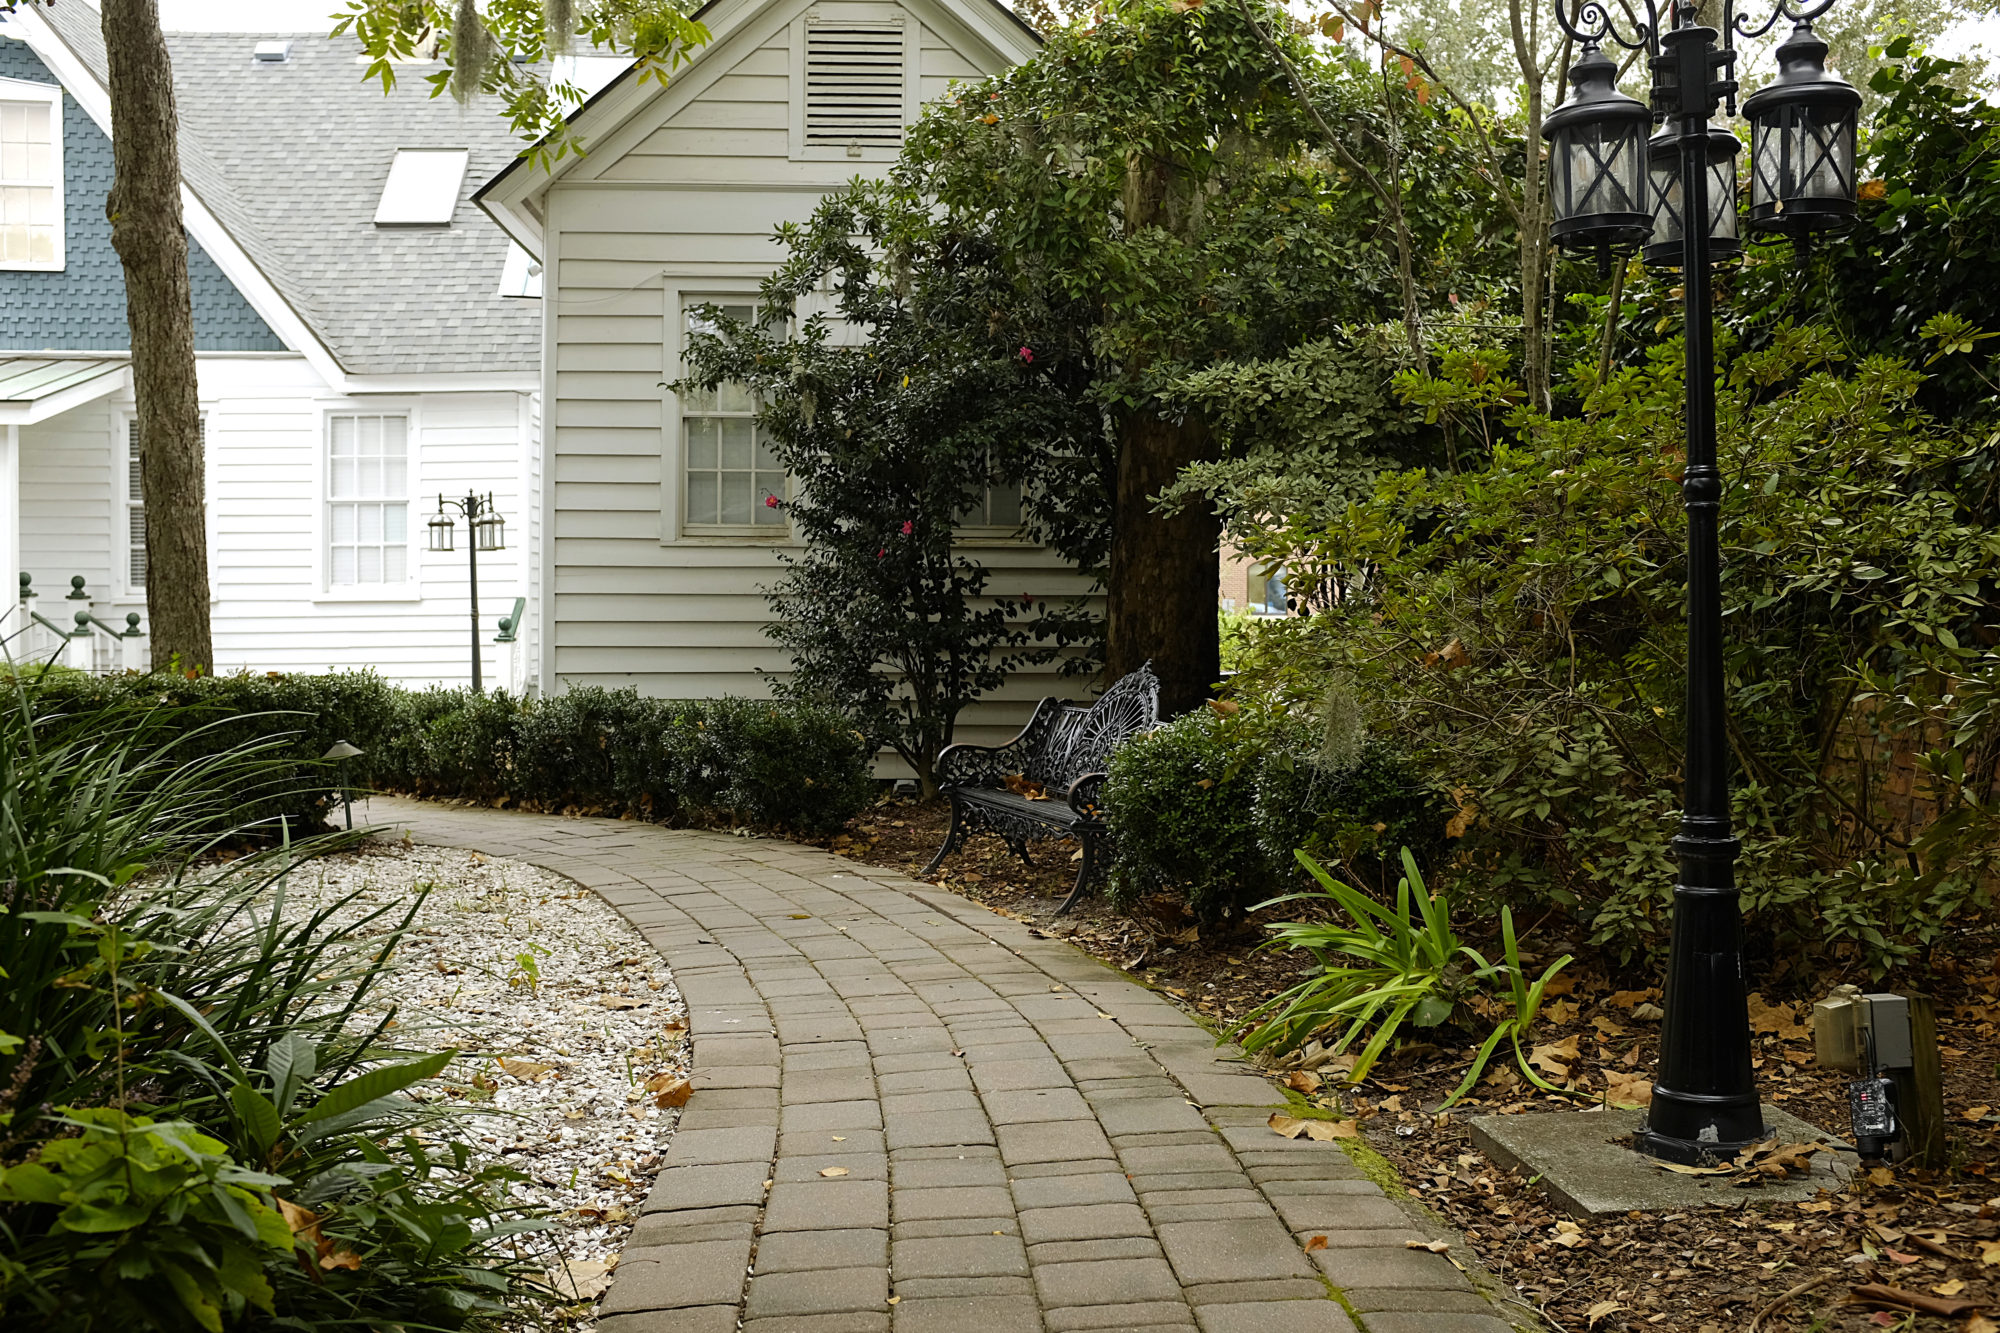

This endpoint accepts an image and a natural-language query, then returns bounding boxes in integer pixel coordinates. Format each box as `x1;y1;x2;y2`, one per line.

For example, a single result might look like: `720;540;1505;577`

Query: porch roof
0;356;129;426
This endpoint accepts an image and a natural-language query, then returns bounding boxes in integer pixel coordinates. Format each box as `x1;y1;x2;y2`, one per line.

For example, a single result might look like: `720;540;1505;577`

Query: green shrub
366;686;875;836
1252;738;1447;894
1103;708;1273;924
682;696;876;835
21;669;398;835
0;667;545;1330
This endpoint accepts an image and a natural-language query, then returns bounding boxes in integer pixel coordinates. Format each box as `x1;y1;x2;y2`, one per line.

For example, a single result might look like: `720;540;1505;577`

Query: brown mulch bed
815;795;2000;1333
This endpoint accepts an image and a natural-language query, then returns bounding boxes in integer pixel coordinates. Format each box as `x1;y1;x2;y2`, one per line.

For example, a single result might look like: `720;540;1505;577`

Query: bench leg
922;794;972;877
1055;833;1097;916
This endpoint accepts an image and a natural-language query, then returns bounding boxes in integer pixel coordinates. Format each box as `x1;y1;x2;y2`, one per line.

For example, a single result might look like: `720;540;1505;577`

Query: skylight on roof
374;149;469;227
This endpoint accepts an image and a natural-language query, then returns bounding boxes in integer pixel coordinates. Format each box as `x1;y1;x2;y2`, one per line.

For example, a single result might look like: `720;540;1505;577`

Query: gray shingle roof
39;5;539;376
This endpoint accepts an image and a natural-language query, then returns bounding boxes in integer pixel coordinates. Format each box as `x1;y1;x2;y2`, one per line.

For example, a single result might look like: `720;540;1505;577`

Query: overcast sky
138;0;2000;89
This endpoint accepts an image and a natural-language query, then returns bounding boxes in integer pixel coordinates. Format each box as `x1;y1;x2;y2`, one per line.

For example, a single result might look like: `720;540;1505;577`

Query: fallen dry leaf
497;1057;553;1081
1980;1238;2000;1266
1746;992;1812;1040
544;1258;613;1300
1287;1070;1323;1095
1405;1239;1450;1253
319;1246;363;1273
1933;1279;1967;1296
1529;1035;1580;1080
820;1166;849;1178
1586;1300;1624;1327
652;1077;693;1109
601;996;643;1010
1305;1234;1328;1251
1268;1112;1357;1141
1603;1070;1653;1108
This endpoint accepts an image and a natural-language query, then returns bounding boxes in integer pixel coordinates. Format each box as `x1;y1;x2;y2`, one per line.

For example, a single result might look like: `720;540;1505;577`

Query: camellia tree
676;194;1101;794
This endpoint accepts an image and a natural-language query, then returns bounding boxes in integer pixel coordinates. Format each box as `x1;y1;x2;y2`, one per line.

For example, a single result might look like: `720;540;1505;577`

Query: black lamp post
427;491;507;693
1541;0;1860;1165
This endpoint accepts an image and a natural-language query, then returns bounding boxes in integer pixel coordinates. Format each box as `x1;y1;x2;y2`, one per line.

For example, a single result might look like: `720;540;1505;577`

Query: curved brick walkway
364;798;1534;1333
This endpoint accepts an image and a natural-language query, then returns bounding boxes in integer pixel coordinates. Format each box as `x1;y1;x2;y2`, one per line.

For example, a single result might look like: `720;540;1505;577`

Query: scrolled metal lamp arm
1732;0;1838;42
1553;0;1661;54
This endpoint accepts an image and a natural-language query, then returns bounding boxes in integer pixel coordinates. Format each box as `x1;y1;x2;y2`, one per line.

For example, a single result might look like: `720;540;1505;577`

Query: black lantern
474;505;505;552
1543;45;1654;260
1645;120;1743;268
427;509;454;552
1742;21;1861;238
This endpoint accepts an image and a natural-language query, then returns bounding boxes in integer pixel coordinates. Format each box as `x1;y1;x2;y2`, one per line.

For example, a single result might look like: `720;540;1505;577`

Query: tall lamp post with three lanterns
1540;0;1861;1163
427;492;507;694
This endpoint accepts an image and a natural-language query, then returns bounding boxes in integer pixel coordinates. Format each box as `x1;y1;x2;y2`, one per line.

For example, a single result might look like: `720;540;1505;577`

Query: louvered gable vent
805;22;906;147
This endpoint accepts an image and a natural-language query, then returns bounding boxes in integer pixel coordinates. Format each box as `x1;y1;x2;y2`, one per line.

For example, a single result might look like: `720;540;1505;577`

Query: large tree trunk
1104;410;1220;717
101;0;210;673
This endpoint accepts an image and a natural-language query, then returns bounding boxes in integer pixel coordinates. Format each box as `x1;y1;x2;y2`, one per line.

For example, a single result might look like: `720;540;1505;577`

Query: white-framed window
0;78;62;271
122;413;208;596
957;480;1025;534
325;413;411;587
679;299;787;535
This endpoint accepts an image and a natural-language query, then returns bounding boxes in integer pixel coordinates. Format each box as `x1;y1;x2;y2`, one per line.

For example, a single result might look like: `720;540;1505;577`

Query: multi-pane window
958;482;1025;531
327;414;410;586
0;92;59;268
126;416;205;592
682;301;786;531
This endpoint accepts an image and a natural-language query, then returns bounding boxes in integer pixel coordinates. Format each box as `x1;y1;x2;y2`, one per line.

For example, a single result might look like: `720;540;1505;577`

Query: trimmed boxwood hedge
23;670;876;837
1103;708;1446;923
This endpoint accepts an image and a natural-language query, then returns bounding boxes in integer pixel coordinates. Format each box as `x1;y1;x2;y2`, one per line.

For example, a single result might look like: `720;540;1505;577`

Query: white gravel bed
287;840;690;1317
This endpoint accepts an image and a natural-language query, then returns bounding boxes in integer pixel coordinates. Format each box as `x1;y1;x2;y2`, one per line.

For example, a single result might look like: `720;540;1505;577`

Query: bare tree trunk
1512;0;1552;408
1104;411;1220;717
101;0;209;673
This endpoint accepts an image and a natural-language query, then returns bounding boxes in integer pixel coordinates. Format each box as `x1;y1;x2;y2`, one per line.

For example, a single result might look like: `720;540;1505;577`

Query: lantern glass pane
1650;157;1684;250
1751;120;1782;211
1708;150;1739;245
1796;107;1853;201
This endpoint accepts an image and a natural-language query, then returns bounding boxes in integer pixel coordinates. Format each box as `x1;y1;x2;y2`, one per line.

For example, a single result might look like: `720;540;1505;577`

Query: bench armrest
1066;771;1109;822
936;696;1066;790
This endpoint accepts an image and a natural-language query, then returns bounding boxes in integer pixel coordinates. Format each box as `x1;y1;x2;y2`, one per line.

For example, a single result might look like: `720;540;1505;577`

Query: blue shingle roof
0;36;285;353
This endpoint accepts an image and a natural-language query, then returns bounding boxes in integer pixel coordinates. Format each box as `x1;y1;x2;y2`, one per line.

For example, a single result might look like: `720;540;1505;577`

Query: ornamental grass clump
0;663;550;1330
1238;849;1573;1107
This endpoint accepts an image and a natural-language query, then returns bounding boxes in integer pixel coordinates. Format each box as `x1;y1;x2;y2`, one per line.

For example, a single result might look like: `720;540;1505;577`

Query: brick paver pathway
364;798;1534;1333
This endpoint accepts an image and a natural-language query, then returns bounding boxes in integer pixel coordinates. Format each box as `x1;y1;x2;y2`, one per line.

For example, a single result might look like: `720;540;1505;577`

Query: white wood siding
540;0;1089;743
15;354;533;687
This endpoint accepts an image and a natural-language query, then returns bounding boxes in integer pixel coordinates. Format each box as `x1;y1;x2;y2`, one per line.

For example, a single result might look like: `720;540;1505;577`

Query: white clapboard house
475;0;1097;741
0;5;539;687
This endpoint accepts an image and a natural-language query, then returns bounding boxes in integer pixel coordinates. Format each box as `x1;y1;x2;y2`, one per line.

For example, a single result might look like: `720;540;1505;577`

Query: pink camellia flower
900;520;914;535
877;548;887;558
1019;346;1035;363
764;494;779;508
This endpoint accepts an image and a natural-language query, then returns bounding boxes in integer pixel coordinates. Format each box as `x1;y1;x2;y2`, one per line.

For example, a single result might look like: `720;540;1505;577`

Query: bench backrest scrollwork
1023;664;1161;787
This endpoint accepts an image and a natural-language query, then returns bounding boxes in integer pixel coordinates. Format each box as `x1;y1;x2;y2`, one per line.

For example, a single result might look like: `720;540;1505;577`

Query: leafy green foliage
0;1111;293;1332
1230;326;2000;971
1103;707;1274;924
1239;848;1571;1104
0;667;550;1329
333;0;709;162
675;199;1098;791
375;685;875;835
1726;42;2000;420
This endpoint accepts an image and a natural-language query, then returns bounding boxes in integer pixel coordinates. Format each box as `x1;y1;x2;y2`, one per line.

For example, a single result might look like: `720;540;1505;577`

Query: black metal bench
922;664;1160;914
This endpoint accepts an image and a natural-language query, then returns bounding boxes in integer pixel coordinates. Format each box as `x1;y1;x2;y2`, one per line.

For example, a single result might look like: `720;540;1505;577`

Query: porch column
0;424;18;645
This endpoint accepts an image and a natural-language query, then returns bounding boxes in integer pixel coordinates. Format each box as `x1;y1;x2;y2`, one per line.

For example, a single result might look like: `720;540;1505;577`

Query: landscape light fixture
1541;0;1862;1165
429;492;507;693
322;739;364;831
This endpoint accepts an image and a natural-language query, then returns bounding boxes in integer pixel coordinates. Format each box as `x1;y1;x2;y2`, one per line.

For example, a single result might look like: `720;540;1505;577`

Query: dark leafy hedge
1102;708;1435;924
24;671;877;838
